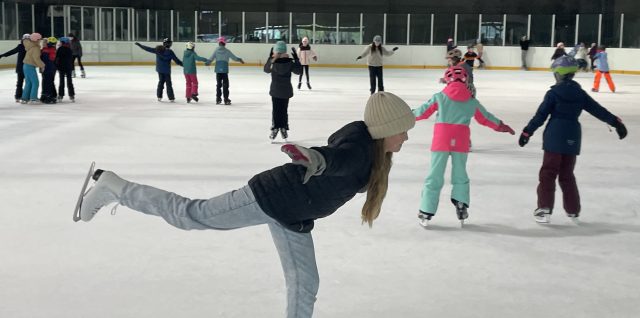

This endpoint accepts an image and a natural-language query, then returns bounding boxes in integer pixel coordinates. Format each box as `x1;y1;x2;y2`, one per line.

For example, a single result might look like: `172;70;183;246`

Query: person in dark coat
519;35;530;70
40;37;58;104
264;41;302;141
588;42;598;72
135;38;183;102
56;37;75;101
0;34;30;102
518;56;627;224
551;42;566;61
68;33;85;78
73;92;416;318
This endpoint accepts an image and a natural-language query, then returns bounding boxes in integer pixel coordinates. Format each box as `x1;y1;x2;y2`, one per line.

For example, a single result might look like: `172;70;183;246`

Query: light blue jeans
119;183;319;318
22;64;39;101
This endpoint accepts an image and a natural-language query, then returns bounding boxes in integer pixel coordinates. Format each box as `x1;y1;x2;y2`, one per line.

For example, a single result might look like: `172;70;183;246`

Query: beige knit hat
364;92;415;139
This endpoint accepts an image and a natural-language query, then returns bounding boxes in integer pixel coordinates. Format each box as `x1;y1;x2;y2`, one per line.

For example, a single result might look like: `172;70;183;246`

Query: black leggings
271;97;290;130
73;56;84;70
298;65;310;83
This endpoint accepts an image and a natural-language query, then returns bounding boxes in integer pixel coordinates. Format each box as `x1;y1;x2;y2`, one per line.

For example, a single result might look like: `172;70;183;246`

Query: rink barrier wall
1;41;639;75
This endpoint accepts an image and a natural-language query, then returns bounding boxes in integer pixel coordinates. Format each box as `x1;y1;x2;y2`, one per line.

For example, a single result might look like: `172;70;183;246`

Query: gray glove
281;144;326;184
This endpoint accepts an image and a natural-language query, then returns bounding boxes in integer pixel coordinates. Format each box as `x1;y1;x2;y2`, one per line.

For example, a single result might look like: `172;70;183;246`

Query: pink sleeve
473;108;500;130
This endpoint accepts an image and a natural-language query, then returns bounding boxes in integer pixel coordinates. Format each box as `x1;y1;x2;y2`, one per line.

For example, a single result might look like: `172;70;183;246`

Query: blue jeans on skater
118;183;318;318
22;64;39;101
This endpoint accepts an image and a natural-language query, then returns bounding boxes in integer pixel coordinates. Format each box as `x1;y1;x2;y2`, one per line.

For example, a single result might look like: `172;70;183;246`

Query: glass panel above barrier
409;13;431;45
315;13;336;44
457;14;479;47
601;14;621;48
578;14;598;47
114;8;129;41
622;13;640;48
554;13;575;46
268;12;289;43
362;13;383;44
530;15;552;46
134;9;147;41
505;14;527;46
197;10;218;42
292;12;312;44
18;3;33;38
339;13;360;45
386;14;407;45
83;7;96;41
245;12;266;43
220;12;241;43
433;13;454;46
481;14;503;46
175;10;194;42
68;6;81;38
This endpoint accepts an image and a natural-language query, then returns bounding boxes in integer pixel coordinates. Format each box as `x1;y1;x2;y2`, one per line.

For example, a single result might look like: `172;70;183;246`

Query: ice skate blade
73;161;96;222
418;219;429;228
460;219;465;228
534;216;550;224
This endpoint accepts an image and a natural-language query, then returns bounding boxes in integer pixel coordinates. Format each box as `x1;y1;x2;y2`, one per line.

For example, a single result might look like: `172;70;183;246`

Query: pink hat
217;36;226;44
30;33;42;41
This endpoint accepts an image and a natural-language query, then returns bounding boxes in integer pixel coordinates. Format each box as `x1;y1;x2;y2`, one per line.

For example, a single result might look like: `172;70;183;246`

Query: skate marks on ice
445;222;626;238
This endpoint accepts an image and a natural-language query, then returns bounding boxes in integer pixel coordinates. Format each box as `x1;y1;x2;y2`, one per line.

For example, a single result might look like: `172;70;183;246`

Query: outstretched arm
412;96;439;121
473;102;514;134
134;42;155;54
0;44;20;57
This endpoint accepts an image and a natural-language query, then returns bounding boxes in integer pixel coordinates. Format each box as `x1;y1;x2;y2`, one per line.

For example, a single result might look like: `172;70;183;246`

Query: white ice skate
454;200;468;228
72;161;95;222
567;213;580;224
534;208;551;224
73;164;127;222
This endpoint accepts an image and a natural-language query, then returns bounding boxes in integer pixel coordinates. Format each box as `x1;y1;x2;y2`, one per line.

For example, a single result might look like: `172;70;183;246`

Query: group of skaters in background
548;41;616;93
0;32;84;104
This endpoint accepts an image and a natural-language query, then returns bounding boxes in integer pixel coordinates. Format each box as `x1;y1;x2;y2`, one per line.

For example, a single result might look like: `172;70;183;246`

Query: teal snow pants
420;151;470;214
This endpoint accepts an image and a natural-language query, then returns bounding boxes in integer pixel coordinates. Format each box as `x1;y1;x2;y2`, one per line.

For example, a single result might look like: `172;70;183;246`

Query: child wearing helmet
55;37;75;102
356;35;398;95
135;38;183;102
592;46;615;92
205;36;245;105
443;48;476;97
296;36;317;90
182;41;208;103
40;36;58;104
412;66;515;227
518;55;627;223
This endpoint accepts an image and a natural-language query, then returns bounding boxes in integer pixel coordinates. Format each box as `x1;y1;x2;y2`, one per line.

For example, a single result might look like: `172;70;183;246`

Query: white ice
0;66;639;318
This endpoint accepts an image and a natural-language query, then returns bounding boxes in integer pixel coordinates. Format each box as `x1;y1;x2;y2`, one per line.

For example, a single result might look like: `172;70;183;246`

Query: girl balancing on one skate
72;92;415;318
518;56;627;223
412;66;515;227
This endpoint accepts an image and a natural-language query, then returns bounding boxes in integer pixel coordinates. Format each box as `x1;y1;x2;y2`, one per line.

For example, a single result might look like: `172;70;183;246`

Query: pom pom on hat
274;41;287;53
364;92;415;139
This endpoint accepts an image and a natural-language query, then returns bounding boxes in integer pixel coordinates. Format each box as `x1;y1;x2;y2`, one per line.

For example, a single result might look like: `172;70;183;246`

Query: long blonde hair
361;139;393;227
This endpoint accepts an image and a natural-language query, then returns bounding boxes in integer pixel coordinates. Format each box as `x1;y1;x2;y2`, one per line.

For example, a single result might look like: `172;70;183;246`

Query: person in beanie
40;36;58;104
588;42;598;72
135;38;183;102
67;33;85;78
413;66;515;227
356;35;398;94
182;41;208;103
591;46;615;93
205;36;245;105
20;33;45;104
518;55;627;223
73;92;416;318
296;37;317;90
56;37;75;102
264;41;302;141
0;34;30;102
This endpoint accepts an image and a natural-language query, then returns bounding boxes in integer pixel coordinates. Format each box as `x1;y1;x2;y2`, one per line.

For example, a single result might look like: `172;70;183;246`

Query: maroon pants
537;151;581;214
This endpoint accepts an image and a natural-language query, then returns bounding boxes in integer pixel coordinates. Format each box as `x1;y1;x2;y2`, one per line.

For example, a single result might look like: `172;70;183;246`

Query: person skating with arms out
182;41;208;103
356;35;398;95
591;46;615;93
72;92;416;318
0;34;30;103
518;56;627;223
264;41;302;141
206;36;245;105
135;38;183;102
413;66;515;227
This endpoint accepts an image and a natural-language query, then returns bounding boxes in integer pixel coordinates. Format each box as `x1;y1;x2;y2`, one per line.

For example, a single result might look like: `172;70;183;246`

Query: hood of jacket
442;82;472;102
272;57;295;75
549;80;584;102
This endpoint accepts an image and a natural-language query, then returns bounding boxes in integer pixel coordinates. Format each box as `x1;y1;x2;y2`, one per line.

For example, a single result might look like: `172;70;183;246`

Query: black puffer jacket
263;56;302;99
0;41;26;73
249;121;374;232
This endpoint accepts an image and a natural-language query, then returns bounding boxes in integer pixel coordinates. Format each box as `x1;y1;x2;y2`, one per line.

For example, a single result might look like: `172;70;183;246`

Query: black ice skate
269;128;279;141
216;99;222;105
187;98;192;103
566;212;580;224
191;93;199;102
297;82;302;90
452;199;468;227
224;99;232;105
418;211;434;228
81;70;86;78
279;128;288;140
534;208;552;224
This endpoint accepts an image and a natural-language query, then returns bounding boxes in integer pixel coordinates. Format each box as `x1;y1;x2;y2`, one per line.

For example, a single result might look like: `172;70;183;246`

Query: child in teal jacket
206;37;245;105
183;41;208;103
412;66;514;227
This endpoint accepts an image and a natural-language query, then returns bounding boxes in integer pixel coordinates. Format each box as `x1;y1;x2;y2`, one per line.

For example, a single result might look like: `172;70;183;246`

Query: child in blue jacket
518;56;627;223
135;38;183;102
206;36;245;105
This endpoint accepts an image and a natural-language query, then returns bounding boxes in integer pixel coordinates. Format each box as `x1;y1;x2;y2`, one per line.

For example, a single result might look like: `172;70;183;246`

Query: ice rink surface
0;65;639;318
